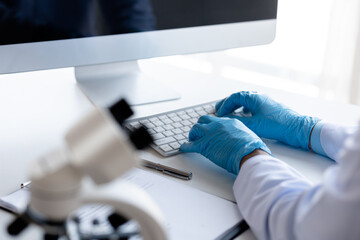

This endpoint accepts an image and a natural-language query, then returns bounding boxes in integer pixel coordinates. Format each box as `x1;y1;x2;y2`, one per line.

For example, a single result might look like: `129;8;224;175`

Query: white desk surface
1;59;360;239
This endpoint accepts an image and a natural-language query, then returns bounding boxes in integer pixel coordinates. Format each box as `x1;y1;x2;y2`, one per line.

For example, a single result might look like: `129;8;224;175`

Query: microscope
6;99;168;240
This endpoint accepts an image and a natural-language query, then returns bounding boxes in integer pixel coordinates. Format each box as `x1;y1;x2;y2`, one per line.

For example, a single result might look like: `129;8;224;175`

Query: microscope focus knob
7;216;29;236
129;126;153;150
107;212;128;229
43;233;59;240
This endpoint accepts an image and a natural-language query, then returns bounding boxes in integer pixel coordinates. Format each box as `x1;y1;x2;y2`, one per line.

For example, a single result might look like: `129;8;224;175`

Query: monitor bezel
0;19;276;74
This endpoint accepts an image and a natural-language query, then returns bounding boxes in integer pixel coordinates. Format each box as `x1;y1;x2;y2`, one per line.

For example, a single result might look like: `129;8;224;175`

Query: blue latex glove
180;115;271;175
216;91;320;150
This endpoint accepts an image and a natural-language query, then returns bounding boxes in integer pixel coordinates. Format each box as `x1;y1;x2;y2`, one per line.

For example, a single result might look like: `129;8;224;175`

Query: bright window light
149;0;334;97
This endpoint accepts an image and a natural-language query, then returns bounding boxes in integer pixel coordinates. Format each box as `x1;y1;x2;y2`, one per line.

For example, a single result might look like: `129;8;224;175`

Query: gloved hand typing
180;115;271;175
216;91;320;150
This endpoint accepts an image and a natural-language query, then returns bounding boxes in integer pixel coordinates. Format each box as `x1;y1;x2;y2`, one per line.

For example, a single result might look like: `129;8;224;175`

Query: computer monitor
0;0;277;106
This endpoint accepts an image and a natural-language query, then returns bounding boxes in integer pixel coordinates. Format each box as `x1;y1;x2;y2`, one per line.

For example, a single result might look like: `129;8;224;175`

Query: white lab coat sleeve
319;122;358;162
233;123;360;240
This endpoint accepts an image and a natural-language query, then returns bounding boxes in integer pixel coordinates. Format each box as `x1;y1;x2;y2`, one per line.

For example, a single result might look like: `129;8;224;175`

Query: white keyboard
125;101;217;157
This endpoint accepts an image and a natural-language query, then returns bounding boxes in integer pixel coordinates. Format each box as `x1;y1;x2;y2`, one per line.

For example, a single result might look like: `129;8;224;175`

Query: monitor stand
75;61;181;107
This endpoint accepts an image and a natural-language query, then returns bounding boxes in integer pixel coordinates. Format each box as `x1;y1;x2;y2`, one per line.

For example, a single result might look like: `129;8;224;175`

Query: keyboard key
152;133;165;140
162;118;173;124
148;129;156;134
153;126;165;133
167;113;177;118
181;126;191;132
149;117;159;122
197;110;207;116
178;139;188;145
182;120;192;126
172;122;182;128
170;142;181;149
190;118;198;124
163;131;174;137
172;129;183;134
204;104;214;109
174;135;185;141
179;114;191;120
154;137;176;146
170;116;182;122
139;119;150;124
144;122;155;128
129;121;140;128
177;111;186;115
163;124;173;130
204;104;215;113
160;144;173;152
188;112;199;118
158;115;168;120
153;120;164;126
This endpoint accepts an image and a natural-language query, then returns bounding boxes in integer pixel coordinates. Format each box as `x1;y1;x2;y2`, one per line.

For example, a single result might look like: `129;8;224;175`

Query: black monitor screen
0;0;277;45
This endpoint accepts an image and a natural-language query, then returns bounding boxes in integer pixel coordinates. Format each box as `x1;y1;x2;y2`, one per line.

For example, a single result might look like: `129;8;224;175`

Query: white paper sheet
118;168;243;240
0;168;243;239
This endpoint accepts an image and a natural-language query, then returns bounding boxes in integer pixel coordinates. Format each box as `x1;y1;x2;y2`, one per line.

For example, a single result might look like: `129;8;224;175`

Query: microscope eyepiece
109;99;134;125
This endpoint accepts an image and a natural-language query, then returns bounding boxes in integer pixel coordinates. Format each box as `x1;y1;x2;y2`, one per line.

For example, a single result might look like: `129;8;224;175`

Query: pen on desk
20;181;31;188
215;220;249;240
142;160;192;180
